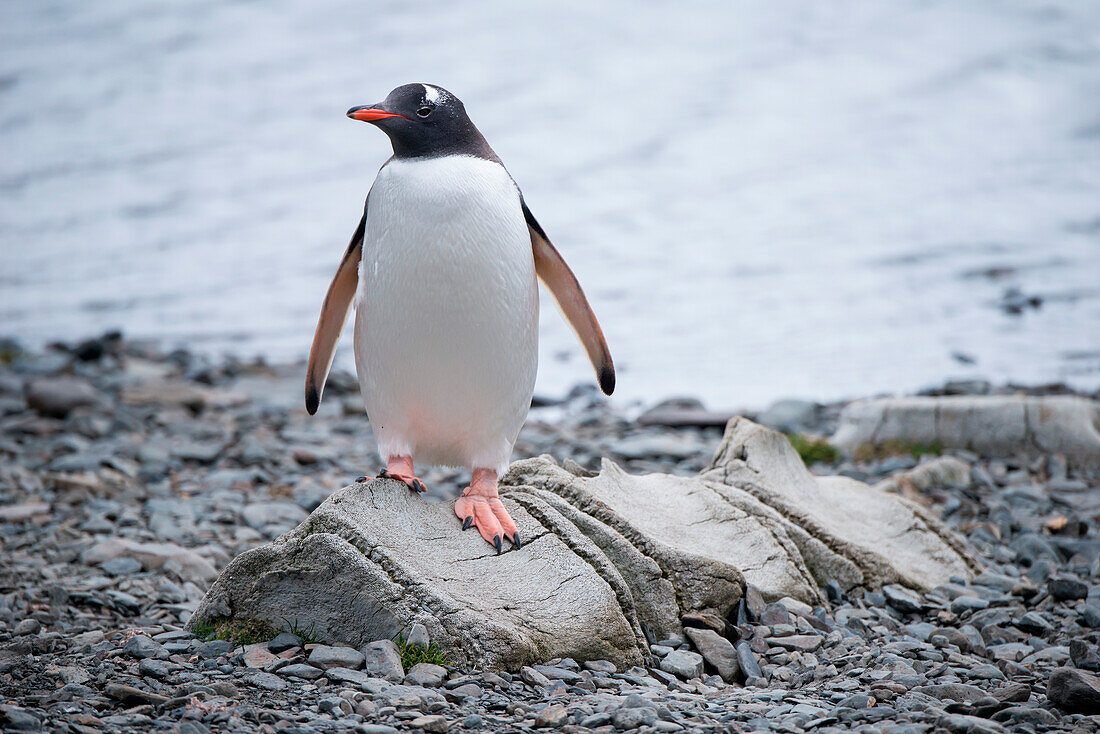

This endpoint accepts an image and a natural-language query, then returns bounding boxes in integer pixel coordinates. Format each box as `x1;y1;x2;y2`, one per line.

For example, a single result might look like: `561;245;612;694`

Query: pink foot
454;468;521;553
377;455;426;494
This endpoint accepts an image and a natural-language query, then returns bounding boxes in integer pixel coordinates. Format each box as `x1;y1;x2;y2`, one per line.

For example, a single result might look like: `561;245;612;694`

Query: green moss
395;635;449;669
190;617;279;646
785;433;841;465
853;439;944;463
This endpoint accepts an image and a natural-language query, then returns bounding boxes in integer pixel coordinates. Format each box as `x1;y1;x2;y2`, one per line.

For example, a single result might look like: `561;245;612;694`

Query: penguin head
347;83;494;160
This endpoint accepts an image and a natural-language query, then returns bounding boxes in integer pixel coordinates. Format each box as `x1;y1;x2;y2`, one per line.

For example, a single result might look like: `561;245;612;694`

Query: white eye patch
422;84;441;104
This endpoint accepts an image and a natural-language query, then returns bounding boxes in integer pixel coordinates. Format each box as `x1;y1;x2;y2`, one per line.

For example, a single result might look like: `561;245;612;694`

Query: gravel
0;334;1098;733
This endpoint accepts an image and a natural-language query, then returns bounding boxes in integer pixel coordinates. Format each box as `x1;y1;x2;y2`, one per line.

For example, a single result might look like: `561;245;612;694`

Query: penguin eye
416;106;432;118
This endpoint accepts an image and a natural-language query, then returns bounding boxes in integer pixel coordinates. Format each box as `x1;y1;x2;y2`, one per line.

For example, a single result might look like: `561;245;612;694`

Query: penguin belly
354;155;538;473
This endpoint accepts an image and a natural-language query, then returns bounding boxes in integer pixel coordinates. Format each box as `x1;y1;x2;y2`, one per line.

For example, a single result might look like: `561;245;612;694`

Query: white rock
832;395;1100;471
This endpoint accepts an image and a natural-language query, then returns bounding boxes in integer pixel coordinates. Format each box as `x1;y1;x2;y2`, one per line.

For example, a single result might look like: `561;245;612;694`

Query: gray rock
704;418;979;593
307;644;365;670
362;639;404;682
268;631;302;653
660;649;704;679
246;671;287;691
757;399;818;433
404;662;447;687
612;706;658;730
832;395;1100;471
533;703;568;728
1048;667;1100;714
324;666;375;687
406;621;430;649
138;658;169;679
100;557;142;576
13;619;40;636
278;663;323;680
122;635;168;660
684;627;739;682
407;715;448;733
735;640;762;680
882;584;925;614
521;666;552;687
191;419;978;669
25;377;99;418
914;683;988;703
1049;577;1088;601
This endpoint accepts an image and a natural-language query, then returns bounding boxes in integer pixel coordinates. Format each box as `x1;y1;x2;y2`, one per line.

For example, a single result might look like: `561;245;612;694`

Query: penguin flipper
305;212;366;414
522;198;615;396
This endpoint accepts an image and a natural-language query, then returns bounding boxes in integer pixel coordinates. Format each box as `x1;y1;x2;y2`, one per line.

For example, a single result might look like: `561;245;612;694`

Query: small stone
241;643;277;668
768;635;822;652
104;683;169;706
138;658;169;679
325;666;375;687
0;705;41;731
196;639;234;658
358;726;400;734
123;635;168;660
1016;611;1052;635
534;703;568;728
406;622;430;649
14;619;40;636
1048;667;1100;714
660;649;704;680
744;585;767;622
760;603;790;626
318;696;352;715
268;631;302;653
407;714;448;733
308;644;365;670
278;663;324;680
683;627;740;682
100;557;142;576
362;639;404;681
521;665;551;687
584;659;616;674
882;584;925;614
949;596;989;613
247;671;287;691
25;377;99;418
405;662;447;687
735;640;763;680
209;681;238;697
914;683;988;703
612;706;658;730
1048;577;1088;601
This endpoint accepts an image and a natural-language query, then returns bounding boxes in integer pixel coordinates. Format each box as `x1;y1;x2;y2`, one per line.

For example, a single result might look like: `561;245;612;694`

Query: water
2;1;1098;408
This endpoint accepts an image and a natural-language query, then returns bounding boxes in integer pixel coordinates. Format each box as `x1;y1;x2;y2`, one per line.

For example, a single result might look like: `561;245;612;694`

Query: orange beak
347;105;406;122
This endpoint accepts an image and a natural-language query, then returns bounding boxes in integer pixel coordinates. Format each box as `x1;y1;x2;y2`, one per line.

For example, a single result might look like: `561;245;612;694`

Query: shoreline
2;332;1099;732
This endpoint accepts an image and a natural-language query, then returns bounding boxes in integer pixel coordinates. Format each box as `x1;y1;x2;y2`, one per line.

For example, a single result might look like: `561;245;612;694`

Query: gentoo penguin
304;83;613;553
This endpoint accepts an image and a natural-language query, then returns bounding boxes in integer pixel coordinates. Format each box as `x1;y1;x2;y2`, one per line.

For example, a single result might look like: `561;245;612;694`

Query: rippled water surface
2;1;1099;407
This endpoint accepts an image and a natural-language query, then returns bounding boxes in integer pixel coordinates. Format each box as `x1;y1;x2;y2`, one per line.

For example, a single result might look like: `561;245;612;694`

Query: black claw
355;476;367;483
414;479;425;493
377;469;390;479
512;532;523;549
462;516;473;531
493;535;503;554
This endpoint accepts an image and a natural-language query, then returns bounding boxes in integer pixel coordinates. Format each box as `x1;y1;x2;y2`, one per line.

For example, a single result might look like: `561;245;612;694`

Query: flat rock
191;417;978;670
307;644;364;670
832;395;1100;471
25;377;100;418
